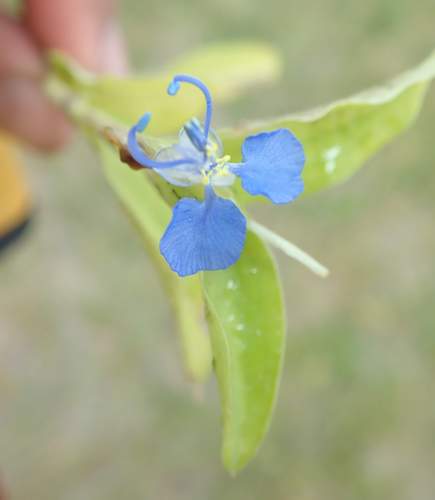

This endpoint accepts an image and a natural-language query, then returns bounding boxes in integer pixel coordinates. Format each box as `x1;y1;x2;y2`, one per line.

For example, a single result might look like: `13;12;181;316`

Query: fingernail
100;21;129;75
0;78;71;150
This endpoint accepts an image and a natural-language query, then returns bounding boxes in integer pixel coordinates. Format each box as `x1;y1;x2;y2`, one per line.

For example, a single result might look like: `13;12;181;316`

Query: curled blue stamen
167;74;213;137
167;81;180;95
128;122;197;170
137;111;151;132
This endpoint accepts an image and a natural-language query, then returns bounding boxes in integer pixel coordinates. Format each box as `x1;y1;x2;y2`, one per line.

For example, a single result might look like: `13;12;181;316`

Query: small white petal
178;128;204;157
210;170;236;187
154;145;203;187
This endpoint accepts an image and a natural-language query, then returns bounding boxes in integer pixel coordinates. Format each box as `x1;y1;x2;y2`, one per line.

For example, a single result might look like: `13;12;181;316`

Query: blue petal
228;128;305;204
160;185;247;276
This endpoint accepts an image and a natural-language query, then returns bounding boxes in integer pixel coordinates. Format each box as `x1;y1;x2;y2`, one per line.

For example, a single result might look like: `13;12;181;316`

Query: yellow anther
201;168;212;185
212;155;231;177
215;155;231;167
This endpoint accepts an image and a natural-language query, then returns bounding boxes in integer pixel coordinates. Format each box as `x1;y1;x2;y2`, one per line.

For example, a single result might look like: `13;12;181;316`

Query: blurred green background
1;0;435;498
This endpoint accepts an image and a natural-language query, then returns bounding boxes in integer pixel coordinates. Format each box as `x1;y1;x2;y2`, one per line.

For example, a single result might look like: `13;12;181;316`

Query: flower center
201;155;232;185
183;117;232;183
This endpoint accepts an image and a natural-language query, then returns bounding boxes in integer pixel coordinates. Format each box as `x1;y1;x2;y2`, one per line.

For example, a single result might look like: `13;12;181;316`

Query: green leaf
166;40;282;101
219;48;435;203
47;41;282;136
48;51;205;135
202;230;285;473
95;137;212;384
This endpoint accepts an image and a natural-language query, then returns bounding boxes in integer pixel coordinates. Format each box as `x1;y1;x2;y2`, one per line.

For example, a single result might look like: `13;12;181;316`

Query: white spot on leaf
322;145;342;175
233;338;247;349
228;314;235;322
236;324;245;331
226;279;238;290
251;268;257;274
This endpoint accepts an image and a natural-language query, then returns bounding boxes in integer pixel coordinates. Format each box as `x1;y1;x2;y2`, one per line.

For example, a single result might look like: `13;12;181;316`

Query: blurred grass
1;0;435;498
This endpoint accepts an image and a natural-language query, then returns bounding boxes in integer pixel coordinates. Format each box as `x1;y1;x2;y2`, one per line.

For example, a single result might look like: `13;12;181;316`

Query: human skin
0;0;128;150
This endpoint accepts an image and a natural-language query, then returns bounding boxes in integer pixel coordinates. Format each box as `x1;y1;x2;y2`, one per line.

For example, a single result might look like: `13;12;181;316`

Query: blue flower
128;74;305;277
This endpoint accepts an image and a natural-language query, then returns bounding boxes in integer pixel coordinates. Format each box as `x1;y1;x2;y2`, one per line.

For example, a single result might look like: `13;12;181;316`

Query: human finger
24;0;128;74
0;77;71;149
0;14;71;149
0;14;43;80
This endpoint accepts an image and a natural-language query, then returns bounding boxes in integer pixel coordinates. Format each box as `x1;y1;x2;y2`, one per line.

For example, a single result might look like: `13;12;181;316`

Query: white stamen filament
248;220;330;278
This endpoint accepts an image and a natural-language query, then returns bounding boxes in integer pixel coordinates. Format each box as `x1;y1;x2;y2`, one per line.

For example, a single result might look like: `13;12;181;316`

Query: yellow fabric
0;132;32;236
